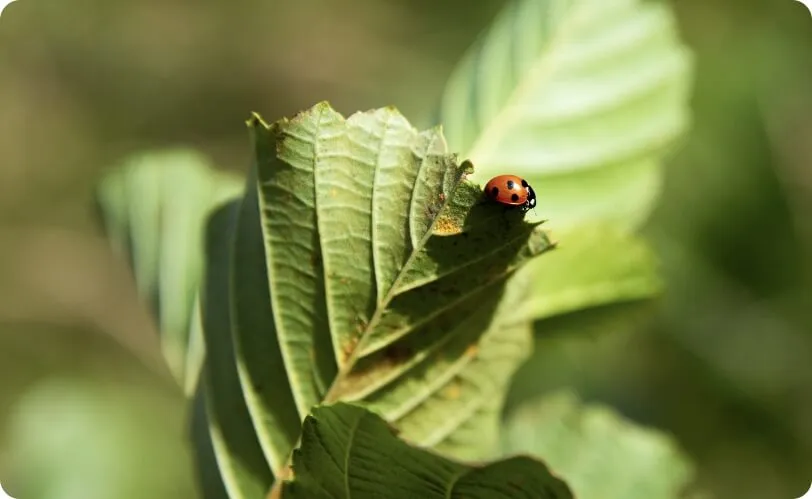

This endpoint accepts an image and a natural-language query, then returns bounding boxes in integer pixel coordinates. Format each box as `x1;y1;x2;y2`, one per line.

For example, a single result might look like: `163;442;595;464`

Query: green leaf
199;199;273;498
95;149;244;393
502;390;697;499
503;224;662;326
503;299;657;413
499;228;662;414
282;403;573;499
241;102;554;470
230;167;302;474
439;0;693;231
5;376;198;499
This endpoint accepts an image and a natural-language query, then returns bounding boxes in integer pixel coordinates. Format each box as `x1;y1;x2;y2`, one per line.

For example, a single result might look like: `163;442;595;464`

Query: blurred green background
0;0;810;498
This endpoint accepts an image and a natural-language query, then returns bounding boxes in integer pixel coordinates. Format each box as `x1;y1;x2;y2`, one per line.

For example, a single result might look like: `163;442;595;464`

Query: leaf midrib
344;412;364;499
342;269;522;405
322;158;465;404
256;108;326;420
407;133;440;250
370;112;399;306
359;226;543;358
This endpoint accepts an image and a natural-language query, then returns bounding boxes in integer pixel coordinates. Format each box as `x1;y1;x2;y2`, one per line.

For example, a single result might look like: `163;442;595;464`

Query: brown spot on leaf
383;344;413;363
340;335;360;364
330;342;414;399
442;380;462;400
433;215;462;235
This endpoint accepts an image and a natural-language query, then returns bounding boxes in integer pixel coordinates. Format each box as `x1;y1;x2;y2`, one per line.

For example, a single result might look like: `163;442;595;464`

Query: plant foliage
440;0;692;232
283;403;572;499
93;0;695;496
503;390;698;498
96;149;243;393
227;103;555;487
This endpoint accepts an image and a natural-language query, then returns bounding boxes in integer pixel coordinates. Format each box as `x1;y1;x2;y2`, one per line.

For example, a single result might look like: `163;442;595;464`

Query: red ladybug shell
484;175;536;211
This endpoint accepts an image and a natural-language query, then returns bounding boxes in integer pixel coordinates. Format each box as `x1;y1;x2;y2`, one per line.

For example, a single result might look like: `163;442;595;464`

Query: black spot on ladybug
511;193;520;202
521;179;528;187
490;187;499;197
506;179;515;189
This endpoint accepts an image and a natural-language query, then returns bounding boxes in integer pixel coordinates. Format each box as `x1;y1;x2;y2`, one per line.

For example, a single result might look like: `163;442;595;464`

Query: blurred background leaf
4;373;197;499
505;224;662;326
439;0;692;232
0;323;198;499
503;389;697;499
96;149;244;394
433;0;690;359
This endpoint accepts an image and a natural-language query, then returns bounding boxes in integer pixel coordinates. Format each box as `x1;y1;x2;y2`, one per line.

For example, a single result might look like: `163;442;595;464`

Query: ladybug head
523;184;537;212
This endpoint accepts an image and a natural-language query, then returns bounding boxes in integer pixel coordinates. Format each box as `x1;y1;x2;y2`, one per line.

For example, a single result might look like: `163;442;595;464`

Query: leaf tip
380;104;402;115
307;100;340;120
312;100;334;111
539;232;559;251
427;122;445;137
542;229;559;249
246;111;270;129
459;158;475;175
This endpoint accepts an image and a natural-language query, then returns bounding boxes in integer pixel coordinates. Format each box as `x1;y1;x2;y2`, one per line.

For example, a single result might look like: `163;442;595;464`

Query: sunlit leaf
503;299;657;413
240;102;554;472
230;168;301;474
439;0;693;231
503;390;697;499
504;224;662;326
95;149;243;393
282;403;573;499
4;377;197;499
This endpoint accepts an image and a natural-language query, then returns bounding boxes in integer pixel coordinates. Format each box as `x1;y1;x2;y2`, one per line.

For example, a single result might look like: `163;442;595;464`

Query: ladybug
483;174;536;212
